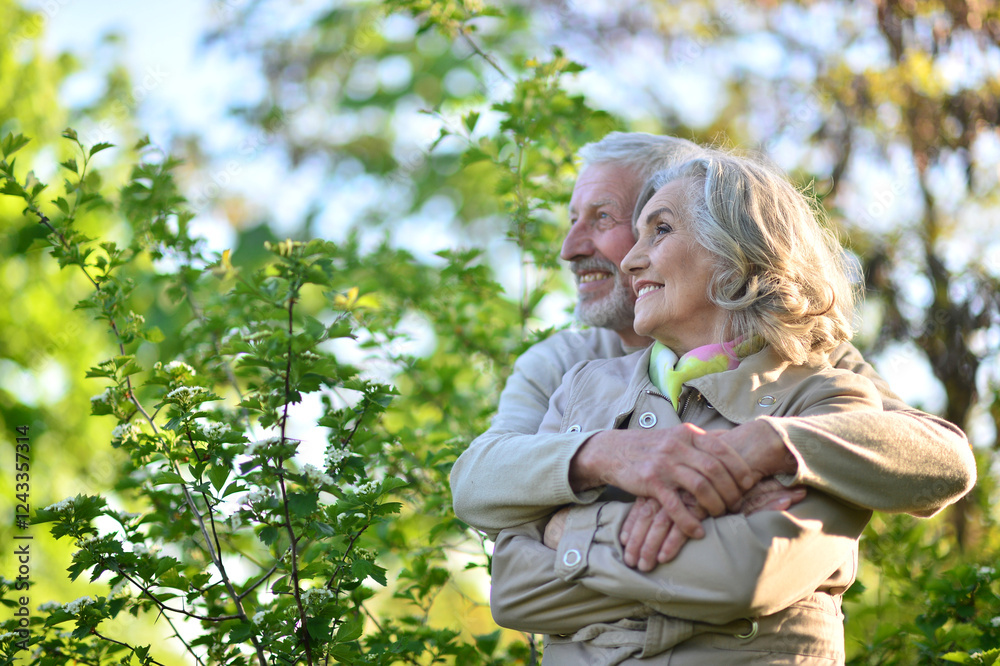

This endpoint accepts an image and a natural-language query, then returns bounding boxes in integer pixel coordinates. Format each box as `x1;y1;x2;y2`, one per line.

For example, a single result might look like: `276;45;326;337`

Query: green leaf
61;127;79;141
223;481;246;497
333;614;364;642
1;180;27;198
1;132;31;157
288;492;318;517
229;622;253;643
258;525;278;546
142;326;165;343
208;465;230;493
152;471;187;485
89;142;114;158
60;158;78;174
475;630;501;656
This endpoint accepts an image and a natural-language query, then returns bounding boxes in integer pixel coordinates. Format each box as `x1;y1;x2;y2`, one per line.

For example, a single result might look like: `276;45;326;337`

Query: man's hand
543;507;571;549
570;423;756;539
620;480;808;571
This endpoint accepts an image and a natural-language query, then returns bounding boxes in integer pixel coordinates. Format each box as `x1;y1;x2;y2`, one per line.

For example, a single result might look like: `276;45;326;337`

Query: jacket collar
614;343;833;425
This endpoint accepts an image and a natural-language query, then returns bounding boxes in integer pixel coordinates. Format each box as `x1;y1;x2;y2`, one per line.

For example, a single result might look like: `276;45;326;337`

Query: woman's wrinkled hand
620;481;808;572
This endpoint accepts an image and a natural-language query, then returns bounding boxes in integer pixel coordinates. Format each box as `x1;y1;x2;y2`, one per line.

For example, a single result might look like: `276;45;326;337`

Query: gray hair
633;151;858;363
578;132;706;183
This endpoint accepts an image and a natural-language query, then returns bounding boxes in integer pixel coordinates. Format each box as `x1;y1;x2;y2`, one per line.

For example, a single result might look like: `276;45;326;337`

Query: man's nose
560;221;595;261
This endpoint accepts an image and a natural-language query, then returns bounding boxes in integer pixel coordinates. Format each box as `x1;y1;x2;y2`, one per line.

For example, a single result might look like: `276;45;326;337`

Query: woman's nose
621;244;647;275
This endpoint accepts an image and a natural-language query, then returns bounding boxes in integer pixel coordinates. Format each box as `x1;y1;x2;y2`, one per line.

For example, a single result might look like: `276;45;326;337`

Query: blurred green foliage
1;0;999;664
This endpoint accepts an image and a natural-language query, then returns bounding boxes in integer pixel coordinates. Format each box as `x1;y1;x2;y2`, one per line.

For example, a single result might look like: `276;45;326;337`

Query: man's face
562;163;643;339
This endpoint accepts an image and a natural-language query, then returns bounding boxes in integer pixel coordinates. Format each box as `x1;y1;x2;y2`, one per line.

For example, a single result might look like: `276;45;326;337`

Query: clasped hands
547;419;804;572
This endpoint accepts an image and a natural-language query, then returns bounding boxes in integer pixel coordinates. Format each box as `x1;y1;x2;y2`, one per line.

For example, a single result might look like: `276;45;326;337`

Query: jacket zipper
644;389;694;416
680;392;695;419
644;389;696;420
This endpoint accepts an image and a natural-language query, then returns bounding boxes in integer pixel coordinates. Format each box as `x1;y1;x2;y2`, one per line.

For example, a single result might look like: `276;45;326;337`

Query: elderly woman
489;151;881;664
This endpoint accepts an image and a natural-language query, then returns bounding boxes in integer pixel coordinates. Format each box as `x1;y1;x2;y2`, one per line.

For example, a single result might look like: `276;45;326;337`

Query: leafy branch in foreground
0;131;457;665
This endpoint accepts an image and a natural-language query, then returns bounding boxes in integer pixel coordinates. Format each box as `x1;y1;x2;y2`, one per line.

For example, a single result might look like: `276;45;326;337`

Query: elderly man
450;132;976;572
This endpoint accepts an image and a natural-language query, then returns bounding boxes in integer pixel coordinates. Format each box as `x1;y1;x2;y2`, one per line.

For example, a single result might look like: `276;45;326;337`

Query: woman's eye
655;224;672;235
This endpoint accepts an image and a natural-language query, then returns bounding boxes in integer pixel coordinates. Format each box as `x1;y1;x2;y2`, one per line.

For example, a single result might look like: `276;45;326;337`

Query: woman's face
620;178;727;356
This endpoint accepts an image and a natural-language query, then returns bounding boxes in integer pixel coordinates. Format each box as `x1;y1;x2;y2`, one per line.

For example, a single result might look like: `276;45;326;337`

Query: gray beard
575;274;635;332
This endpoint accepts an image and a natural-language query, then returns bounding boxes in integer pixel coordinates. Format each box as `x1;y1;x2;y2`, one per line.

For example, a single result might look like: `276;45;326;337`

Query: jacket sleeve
490;516;653;634
765;342;976;516
490;365;880;629
450;330;624;538
548;493;871;624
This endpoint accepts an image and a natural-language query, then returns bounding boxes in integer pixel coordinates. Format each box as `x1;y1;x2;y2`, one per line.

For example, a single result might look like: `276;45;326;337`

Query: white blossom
132;543;149;556
325;447;358;468
164;361;196;375
75;534;100;548
64;596;94;614
247;489;275;506
202;421;231;438
38;601;62;612
252;610;268;624
246;436;283;456
991;616;1000;628
356;480;380;495
0;632;20;642
111;423;141;442
90;388;113;404
977;566;995;577
109;580;129;598
302;464;334;487
127;311;145;325
44;497;74;513
300;587;333;605
165;386;206;401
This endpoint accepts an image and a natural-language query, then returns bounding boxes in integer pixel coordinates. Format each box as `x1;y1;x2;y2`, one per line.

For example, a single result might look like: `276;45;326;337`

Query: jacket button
563;549;582;567
735;618;759;640
567;424;581;433
757;395;776;406
638;412;657;428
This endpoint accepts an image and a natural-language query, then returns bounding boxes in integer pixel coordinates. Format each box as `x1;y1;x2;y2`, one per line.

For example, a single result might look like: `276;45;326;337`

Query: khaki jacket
451;329;975;539
491;345;878;664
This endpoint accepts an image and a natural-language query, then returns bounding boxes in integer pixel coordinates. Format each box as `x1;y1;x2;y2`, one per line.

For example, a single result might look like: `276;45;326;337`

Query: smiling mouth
578;271;612;284
636;284;663;298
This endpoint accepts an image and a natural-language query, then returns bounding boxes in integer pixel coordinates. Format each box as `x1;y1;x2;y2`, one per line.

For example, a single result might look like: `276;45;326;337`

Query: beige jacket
450;328;975;539
490;344;879;664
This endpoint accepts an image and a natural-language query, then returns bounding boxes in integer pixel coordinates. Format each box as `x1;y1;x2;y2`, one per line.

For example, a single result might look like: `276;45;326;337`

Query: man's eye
598;211;610;219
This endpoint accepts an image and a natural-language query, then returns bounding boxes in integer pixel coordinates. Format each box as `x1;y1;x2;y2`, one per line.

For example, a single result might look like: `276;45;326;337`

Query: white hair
578;132;706;183
633;151;858;363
